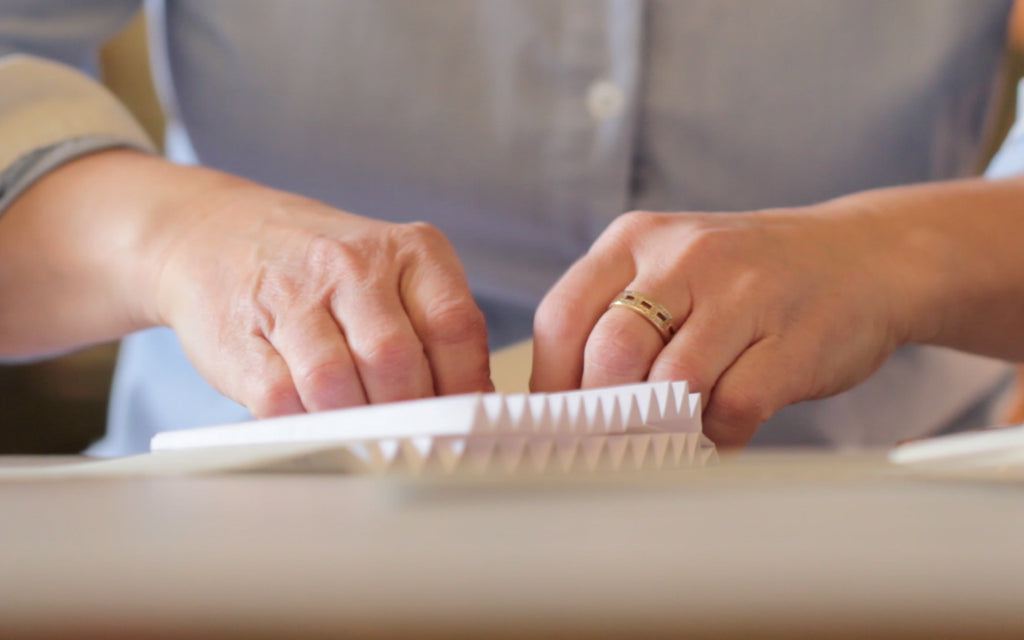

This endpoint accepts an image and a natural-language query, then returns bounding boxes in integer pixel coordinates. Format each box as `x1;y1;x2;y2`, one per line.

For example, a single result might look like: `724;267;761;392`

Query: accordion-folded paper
151;381;716;474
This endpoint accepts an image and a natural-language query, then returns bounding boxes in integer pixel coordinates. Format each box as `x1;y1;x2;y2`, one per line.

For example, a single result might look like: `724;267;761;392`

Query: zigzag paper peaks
291;432;716;476
150;381;712;474
464;382;701;436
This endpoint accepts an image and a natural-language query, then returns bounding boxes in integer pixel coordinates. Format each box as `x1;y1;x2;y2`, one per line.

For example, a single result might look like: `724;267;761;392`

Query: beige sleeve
0;54;156;209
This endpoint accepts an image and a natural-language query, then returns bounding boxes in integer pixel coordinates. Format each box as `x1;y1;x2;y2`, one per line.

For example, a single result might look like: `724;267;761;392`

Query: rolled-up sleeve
0;54;155;212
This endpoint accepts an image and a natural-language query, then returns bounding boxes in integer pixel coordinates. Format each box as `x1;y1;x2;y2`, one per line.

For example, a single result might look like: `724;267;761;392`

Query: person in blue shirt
1;1;1022;452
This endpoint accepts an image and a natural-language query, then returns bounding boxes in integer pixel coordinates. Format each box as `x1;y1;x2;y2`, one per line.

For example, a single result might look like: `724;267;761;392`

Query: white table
1;451;1022;638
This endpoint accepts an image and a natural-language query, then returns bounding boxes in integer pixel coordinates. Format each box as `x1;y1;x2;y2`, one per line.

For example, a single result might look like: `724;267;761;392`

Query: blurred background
1;9;1023;453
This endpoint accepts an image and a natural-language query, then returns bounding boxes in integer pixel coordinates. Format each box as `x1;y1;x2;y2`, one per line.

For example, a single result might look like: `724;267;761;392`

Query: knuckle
602;210;659;247
251;265;295;310
584;322;647;380
395;221;449;251
671;227;774;300
616;209;658;233
678;223;766;276
304;235;344;270
292;357;343;392
307;235;368;280
649;357;706;391
248;375;298;418
362;330;424;376
533;294;579;344
421;297;487;346
708;386;773;433
676;225;734;264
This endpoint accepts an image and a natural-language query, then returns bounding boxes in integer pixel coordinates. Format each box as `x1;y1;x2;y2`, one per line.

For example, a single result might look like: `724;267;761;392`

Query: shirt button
586;79;624;121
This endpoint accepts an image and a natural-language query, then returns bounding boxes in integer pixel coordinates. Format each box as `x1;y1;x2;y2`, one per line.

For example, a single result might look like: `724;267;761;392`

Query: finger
227;336;306;418
701;336;795;448
268;306;368;411
531;244;635;392
401;240;492;396
581;281;691;388
333;282;435;404
647;305;754;405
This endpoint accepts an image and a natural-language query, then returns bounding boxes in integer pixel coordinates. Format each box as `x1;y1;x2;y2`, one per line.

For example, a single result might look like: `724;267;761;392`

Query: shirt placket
544;0;645;256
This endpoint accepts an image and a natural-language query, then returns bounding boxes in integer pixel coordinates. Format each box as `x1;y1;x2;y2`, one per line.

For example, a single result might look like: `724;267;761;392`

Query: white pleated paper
151;381;715;474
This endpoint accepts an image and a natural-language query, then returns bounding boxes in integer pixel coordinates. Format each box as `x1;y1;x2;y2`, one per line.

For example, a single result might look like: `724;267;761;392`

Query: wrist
127;159;250;330
818;184;972;350
1;148;243;343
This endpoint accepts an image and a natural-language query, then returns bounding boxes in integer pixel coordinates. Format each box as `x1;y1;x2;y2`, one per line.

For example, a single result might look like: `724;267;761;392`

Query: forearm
827;175;1024;360
0;149;233;357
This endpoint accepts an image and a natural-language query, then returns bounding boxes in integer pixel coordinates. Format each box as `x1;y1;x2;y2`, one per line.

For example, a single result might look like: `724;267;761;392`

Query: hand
531;207;907;446
148;172;492;417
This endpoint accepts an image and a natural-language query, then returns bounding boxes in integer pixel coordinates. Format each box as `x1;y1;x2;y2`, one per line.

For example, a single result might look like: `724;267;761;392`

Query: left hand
531;207;910;447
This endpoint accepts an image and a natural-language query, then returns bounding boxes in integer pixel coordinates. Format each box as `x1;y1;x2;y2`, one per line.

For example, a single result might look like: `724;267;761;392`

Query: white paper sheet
150;381;714;474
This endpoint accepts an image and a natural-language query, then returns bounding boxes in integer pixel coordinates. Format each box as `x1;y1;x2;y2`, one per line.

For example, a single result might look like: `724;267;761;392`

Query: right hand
144;164;492;417
530;206;908;447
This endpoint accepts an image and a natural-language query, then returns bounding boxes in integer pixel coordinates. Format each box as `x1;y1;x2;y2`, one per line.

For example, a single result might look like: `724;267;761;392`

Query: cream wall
99;11;165;150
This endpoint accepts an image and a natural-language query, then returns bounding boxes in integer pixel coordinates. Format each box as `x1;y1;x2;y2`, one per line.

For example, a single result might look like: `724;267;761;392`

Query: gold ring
608;290;676;343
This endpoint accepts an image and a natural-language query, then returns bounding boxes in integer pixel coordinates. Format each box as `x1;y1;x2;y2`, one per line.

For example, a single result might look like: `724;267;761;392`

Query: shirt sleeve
0;54;156;214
